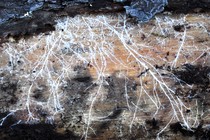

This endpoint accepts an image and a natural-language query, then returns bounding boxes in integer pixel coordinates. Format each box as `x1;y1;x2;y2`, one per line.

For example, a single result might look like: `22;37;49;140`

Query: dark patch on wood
173;24;185;32
170;122;194;136
73;76;92;83
173;64;210;85
0;112;17;128
32;85;48;102
104;73;138;108
61;68;96;136
0;79;18;106
0;121;80;140
145;118;159;129
170;121;210;139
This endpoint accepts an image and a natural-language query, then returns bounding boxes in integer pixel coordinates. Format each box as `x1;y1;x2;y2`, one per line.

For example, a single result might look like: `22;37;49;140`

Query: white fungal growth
0;12;210;139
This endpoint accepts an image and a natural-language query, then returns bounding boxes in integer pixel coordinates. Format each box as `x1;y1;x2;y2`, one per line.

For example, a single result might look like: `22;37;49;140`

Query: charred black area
0;121;79;140
145;118;159;129
173;24;186;32
0;112;17;128
173;64;210;85
170;122;194;136
170;122;210;139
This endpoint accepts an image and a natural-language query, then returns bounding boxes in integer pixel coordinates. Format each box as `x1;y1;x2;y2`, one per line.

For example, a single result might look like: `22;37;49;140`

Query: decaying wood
0;1;210;140
0;0;125;39
0;0;210;40
0;11;210;139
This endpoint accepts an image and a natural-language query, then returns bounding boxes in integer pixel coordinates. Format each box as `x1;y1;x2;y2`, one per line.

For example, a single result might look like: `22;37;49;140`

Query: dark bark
0;0;127;40
167;0;210;12
0;0;210;40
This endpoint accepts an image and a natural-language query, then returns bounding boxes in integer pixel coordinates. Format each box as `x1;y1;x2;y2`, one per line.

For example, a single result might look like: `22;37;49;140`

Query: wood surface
0;11;210;139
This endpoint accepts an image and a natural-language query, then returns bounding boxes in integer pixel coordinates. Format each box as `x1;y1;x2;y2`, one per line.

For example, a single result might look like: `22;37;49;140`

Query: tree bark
0;0;210;40
167;0;210;12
